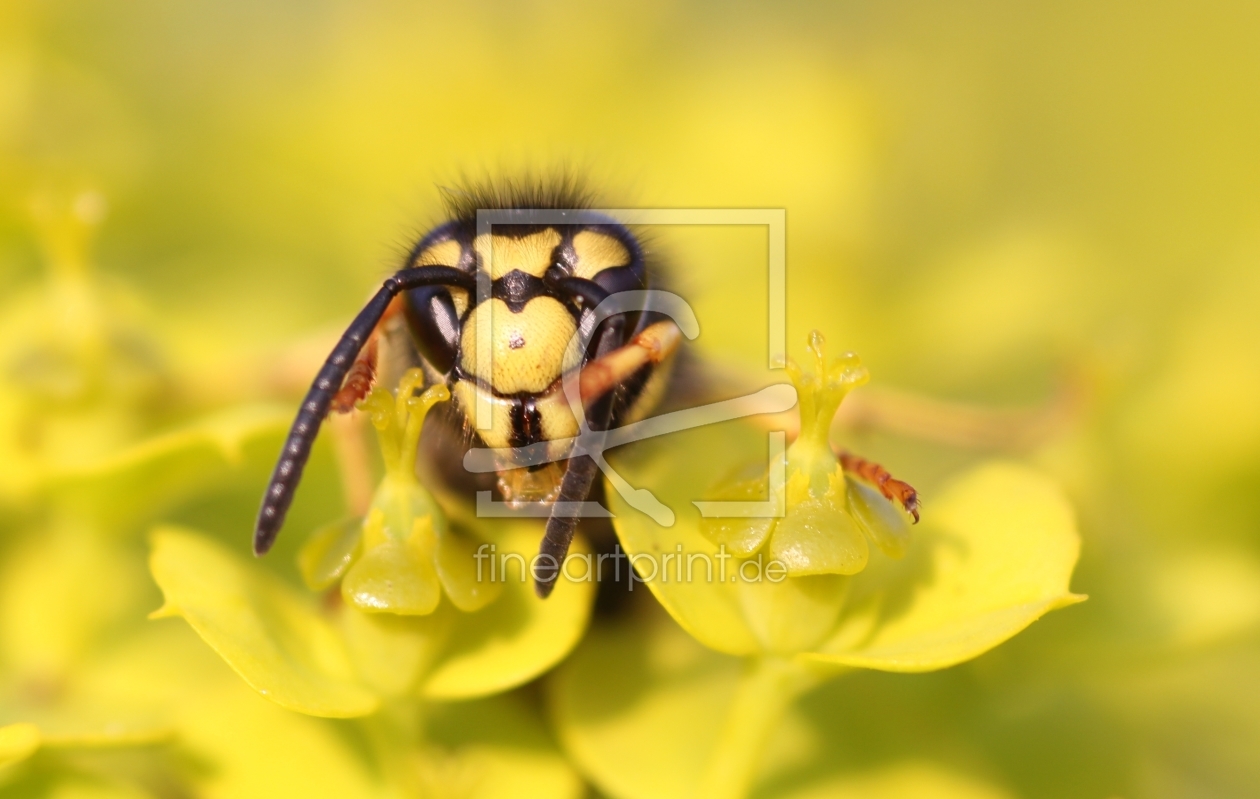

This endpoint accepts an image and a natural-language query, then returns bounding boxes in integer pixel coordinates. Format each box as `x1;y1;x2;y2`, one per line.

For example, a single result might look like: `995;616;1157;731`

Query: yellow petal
2;706;173;751
607;418;766;656
341;534;441;616
845;475;912;558
25;622;214;750
549;610;745;799
148;527;378;717
1;773;150;798
806;462;1085;671
0;723;40;769
699;476;777;557
701;517;776;559
423;693;585;799
421;520;594;699
434;526;503;613
175;678;380;799
776;761;1017;799
297;516;364;591
0;526;145;675
338;605;450;697
42;405;290;533
769;500;868;576
737;574;848;654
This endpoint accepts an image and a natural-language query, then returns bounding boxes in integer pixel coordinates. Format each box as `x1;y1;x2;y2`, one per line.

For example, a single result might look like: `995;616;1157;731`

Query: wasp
254;181;680;597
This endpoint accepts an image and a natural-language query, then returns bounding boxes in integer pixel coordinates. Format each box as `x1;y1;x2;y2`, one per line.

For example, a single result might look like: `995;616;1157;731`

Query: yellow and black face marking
408;220;646;455
255;182;676;598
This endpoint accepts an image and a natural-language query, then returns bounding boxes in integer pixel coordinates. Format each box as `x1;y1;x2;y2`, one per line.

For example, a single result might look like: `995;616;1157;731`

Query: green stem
358;699;425;797
697;657;826;799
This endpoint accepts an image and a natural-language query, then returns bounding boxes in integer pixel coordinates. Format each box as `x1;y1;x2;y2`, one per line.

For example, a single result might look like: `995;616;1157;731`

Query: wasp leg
327;295;410;413
543;268;683;405
329;332;379;413
255;265;474;556
837;450;920;523
578;320;682;405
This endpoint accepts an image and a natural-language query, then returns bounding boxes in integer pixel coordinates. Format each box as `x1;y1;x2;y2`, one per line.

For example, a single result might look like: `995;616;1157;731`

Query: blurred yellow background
3;1;1260;797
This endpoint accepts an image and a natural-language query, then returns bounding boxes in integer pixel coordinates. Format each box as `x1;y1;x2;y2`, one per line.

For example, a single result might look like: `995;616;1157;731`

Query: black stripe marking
508;396;543;449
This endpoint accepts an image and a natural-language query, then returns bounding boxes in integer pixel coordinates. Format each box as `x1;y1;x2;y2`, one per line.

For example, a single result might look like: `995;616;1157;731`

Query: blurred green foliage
3;1;1260;798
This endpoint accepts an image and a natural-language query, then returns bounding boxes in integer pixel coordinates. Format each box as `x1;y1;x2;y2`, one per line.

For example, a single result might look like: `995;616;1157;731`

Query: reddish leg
838;451;920;523
256;266;474;556
330;335;379;413
329;296;407;413
578;320;681;405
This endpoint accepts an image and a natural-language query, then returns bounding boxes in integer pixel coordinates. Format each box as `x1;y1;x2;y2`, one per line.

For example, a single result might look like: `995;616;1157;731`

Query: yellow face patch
572;230;631;279
448;287;469;318
537;388;580;442
451;381;578;460
413;237;463;267
459;297;578;394
473;229;562;280
451;380;513;449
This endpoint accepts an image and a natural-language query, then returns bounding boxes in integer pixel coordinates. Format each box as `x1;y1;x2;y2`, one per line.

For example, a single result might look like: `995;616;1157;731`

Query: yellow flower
0;370;584;796
147;369;596;714
0;212;581;795
700;332;897;575
300;372;503;616
552;333;1086;799
0;193;171;500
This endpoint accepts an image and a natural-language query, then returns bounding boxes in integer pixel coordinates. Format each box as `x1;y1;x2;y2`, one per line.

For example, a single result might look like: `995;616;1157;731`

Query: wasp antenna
533;313;625;597
254;265;474;556
533;453;601;598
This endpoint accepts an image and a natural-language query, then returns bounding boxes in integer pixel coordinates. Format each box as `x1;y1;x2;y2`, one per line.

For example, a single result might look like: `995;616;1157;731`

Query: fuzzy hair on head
437;173;597;229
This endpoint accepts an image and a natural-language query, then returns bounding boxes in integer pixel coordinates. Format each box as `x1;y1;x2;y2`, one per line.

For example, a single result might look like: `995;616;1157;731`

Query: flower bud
702;332;892;577
297;372;500;615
